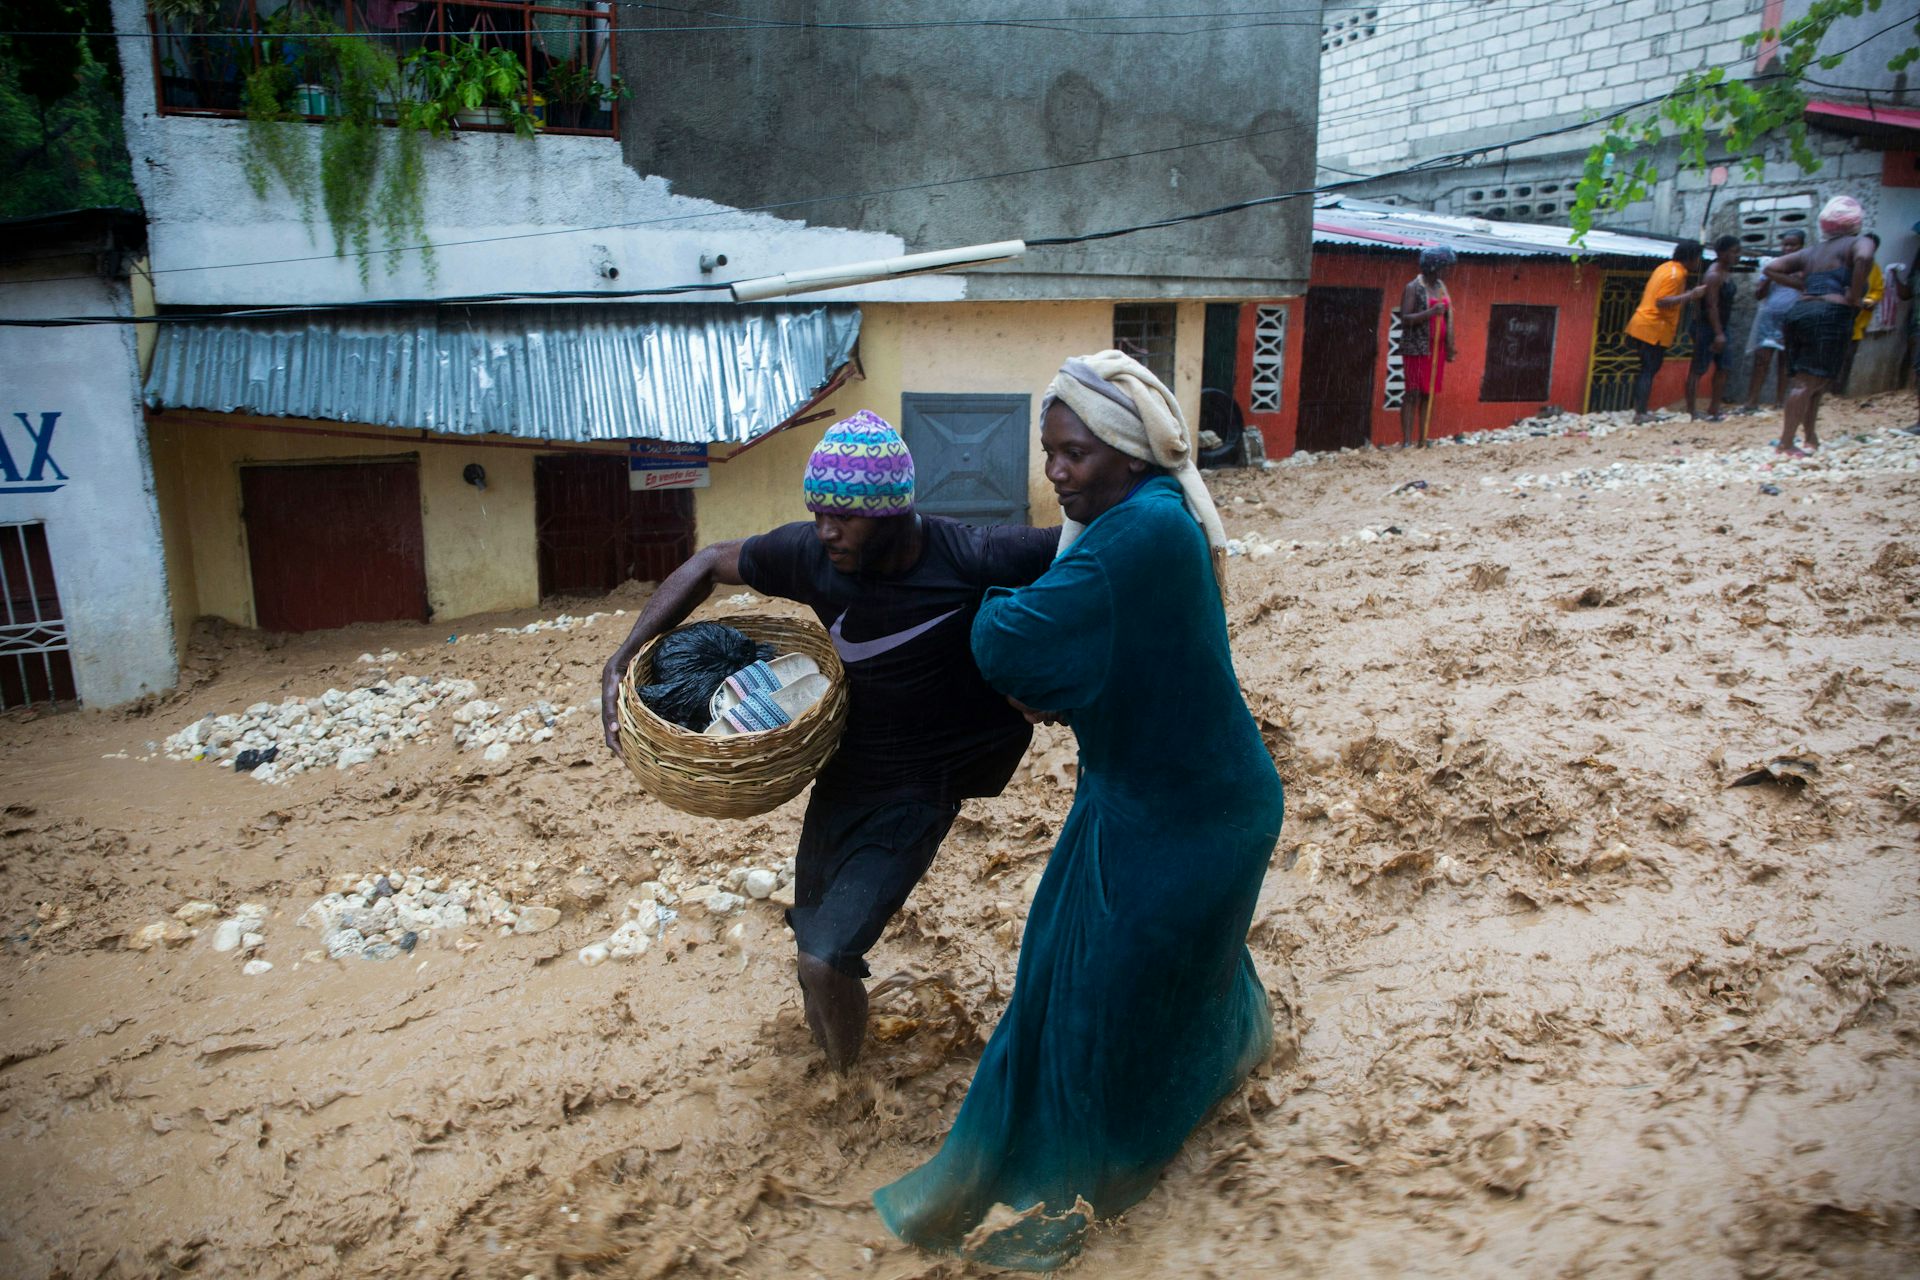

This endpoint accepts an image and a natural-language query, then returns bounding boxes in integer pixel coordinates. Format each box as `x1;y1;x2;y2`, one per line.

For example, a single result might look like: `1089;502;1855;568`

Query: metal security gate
0;522;77;708
899;393;1031;526
1585;272;1696;412
1585;272;1654;413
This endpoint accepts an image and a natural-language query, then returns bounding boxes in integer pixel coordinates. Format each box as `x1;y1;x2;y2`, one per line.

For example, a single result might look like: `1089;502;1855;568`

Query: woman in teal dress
874;351;1284;1270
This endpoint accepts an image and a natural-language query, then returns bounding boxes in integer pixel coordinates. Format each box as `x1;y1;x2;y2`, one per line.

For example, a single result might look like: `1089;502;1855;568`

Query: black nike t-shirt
737;517;1060;803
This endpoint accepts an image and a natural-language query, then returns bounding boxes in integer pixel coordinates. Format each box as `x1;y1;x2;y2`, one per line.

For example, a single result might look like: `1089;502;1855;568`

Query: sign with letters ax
629;441;710;491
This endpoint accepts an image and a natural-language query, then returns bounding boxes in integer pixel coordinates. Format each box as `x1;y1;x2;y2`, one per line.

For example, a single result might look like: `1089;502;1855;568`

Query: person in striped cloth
601;410;1059;1069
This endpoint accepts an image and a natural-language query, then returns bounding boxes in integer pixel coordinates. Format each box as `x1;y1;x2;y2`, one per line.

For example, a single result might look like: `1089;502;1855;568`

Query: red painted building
1230;201;1695;458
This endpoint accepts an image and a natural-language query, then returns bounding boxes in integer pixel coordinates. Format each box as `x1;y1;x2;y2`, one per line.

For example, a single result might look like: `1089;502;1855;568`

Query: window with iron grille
147;0;620;136
1112;304;1178;388
0;523;77;709
1248;305;1287;413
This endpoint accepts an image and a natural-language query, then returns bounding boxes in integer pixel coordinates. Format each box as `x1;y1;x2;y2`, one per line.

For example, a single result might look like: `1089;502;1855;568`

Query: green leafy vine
1570;0;1920;242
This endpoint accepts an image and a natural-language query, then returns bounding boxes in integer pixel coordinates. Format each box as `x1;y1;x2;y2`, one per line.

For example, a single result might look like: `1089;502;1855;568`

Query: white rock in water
607;920;651;959
743;869;778;900
127;919;193;951
242;931;265;951
622;898;663;935
298;895;343;931
513;905;561;934
242;959;273;976
579;943;610;967
483;742;510;764
233;903;268;929
336;745;377;770
325;927;366;959
174;900;221;926
210;919;245;952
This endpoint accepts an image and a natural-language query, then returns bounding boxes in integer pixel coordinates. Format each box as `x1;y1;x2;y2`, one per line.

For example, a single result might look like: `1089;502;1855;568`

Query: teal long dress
873;475;1284;1271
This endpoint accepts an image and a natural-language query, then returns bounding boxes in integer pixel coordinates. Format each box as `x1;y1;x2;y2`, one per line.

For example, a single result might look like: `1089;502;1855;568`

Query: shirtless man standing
1685;235;1741;421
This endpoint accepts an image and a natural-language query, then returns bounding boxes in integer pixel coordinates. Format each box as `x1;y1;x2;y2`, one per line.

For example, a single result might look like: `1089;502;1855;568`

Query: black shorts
1783;300;1854;380
1689;327;1731;373
787;793;961;978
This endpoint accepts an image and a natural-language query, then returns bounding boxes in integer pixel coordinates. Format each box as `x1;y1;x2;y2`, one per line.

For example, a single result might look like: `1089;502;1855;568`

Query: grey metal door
899;393;1031;525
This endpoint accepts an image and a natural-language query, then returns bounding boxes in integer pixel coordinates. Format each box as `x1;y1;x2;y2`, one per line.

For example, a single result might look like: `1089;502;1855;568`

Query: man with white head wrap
1766;194;1879;453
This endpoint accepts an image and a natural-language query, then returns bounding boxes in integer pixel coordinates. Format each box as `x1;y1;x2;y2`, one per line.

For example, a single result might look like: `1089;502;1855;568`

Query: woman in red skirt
1399;246;1458;448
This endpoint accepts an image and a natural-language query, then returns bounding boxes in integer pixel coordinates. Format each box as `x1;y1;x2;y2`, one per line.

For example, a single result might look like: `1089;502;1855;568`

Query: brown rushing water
2;399;1917;1278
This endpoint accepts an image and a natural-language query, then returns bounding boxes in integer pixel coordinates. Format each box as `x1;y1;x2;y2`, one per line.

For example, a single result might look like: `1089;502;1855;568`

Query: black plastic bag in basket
637;622;776;730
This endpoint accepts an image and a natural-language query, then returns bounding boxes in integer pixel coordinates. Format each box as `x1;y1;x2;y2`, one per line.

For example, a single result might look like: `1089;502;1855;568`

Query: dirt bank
2;400;1916;1278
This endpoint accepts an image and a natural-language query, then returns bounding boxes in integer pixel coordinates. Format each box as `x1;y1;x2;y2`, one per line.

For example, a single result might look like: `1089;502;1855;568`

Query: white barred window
1249;305;1287;413
1384;314;1405;410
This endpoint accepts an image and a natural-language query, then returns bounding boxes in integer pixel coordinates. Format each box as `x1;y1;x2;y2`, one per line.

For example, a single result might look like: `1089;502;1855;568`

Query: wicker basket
616;614;848;818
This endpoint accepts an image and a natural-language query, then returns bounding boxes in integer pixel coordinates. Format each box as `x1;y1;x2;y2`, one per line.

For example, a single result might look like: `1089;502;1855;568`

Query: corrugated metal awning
1313;198;1678;262
144;303;860;444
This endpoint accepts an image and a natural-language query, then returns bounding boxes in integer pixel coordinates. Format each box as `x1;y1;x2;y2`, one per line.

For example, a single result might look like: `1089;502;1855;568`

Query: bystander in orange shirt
1626;260;1691;347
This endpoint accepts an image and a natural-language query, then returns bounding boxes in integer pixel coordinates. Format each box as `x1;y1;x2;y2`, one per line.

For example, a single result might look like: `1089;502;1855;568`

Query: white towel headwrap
1041;350;1229;597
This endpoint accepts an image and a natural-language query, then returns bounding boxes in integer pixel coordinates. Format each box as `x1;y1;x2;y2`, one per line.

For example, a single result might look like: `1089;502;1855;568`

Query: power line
4;74;1511;288
0;0;1607;40
0;90;1680;329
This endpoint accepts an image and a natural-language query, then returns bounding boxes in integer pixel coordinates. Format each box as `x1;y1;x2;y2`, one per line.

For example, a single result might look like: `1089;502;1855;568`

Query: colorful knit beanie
801;410;915;516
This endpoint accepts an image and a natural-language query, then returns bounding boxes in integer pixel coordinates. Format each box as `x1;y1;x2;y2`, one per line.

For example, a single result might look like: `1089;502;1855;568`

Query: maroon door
1297;286;1382;453
534;454;694;597
241;459;428;632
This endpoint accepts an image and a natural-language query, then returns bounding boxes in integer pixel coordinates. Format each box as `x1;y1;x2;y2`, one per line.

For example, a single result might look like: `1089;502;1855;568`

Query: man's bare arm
600;540;747;750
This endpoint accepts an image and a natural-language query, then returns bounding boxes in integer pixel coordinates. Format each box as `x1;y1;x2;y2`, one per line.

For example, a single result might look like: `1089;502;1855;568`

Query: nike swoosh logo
829;607;962;663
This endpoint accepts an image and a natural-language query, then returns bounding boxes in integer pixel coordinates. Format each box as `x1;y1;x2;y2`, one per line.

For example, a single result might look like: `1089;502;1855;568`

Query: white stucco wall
110;0;965;309
0;265;178;706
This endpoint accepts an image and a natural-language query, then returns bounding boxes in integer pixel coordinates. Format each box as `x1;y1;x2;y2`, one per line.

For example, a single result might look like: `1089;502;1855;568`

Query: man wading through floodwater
601;411;1059;1069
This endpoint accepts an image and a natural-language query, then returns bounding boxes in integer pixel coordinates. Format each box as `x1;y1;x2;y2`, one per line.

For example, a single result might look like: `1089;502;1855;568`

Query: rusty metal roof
1314;198;1678;262
143;302;860;444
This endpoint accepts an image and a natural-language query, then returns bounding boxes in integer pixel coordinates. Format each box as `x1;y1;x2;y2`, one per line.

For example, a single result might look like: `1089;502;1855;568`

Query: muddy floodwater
2;401;1917;1278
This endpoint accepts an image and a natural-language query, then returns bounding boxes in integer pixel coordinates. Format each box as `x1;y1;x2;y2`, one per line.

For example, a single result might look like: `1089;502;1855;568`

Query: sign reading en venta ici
0;413;68;495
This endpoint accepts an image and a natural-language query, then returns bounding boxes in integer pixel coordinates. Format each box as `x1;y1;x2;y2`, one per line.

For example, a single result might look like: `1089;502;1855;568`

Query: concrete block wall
1318;0;1762;176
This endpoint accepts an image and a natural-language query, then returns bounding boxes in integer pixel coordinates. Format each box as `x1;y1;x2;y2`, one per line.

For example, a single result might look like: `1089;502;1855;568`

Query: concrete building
1235;201;1690;458
106;0;1318;643
1317;0;1918;396
0;209;178;708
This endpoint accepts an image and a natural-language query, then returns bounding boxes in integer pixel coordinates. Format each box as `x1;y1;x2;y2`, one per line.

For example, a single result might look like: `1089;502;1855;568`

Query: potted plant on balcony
539;60;629;130
401;38;540;138
241;15;429;284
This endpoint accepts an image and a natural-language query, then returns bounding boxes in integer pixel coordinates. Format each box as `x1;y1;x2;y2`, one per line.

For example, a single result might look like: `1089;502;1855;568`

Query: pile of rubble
298;866;563;961
1440;406;1648;447
579;858;796;965
126;900;275;975
451;698;585;761
493;610;621;636
1500;427;1920;495
163;675;479;783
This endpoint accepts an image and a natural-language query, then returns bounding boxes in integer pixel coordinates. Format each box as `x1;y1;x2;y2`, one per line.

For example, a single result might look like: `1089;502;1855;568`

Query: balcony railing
147;0;621;136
